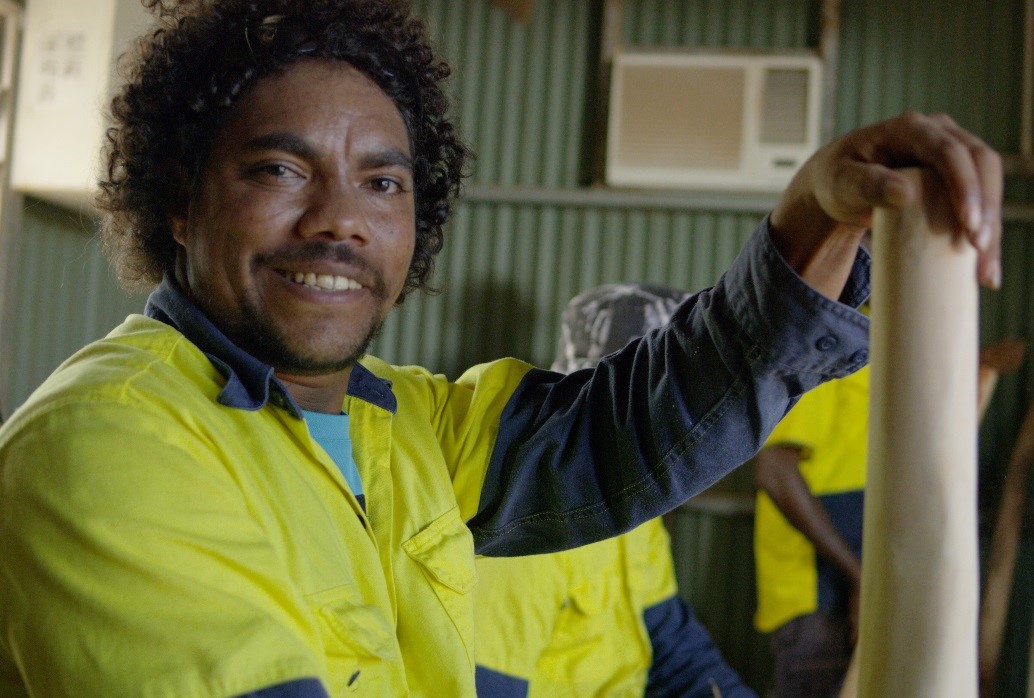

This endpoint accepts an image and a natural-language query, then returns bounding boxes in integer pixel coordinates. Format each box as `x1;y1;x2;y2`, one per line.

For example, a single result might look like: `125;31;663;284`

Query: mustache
257;242;387;296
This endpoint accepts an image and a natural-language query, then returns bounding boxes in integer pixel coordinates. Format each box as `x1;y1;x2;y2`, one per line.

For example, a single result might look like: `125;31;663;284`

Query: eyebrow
242;132;413;171
243;132;319;161
359;149;413;172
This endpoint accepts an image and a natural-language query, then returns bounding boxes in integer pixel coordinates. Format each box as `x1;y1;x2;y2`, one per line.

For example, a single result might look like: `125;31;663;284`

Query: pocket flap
307;584;398;660
402;507;478;594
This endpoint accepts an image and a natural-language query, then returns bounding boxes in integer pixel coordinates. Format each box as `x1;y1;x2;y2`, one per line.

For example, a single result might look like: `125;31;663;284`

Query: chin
280;352;364;376
269;333;376;376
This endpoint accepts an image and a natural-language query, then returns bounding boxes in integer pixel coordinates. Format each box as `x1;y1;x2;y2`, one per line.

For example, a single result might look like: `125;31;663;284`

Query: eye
249;162;303;182
369;177;405;194
263;164;292;177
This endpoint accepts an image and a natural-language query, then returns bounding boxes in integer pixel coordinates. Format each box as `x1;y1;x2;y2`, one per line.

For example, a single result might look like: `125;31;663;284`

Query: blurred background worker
753;328;1026;698
474;283;756;698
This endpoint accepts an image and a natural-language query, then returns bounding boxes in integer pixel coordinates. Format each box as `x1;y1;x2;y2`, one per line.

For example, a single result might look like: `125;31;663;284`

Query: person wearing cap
474;283;756;697
0;0;1004;695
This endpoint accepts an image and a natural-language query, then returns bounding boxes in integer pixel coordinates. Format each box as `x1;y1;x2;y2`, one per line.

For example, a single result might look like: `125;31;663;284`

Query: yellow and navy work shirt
473;518;755;697
753;364;870;633
0;223;871;696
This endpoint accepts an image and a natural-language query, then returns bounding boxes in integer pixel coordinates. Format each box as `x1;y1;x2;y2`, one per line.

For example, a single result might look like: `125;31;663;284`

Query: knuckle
934;137;965;161
900;110;927;128
973;145;1002;170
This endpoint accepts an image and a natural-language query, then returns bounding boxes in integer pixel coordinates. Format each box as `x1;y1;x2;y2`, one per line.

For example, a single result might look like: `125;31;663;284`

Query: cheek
378;207;417;268
183;221;251;290
397;225;417;275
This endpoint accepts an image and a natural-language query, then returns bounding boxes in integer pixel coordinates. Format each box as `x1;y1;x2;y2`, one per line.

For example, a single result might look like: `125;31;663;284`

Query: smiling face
172;60;416;396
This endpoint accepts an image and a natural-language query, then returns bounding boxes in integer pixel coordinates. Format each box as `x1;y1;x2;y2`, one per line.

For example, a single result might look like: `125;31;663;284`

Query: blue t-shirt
303;410;364;511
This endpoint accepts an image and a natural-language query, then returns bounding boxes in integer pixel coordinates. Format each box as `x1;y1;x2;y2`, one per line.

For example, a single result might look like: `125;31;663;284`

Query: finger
818;159;916;228
906;113;985;236
881;113;1003;288
864;114;980;232
933;121;1001;288
938;116;1004;242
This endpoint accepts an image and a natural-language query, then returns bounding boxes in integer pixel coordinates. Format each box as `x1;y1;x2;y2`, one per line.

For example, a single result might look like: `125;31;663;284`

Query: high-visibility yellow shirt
473;518;757;697
0;315;525;696
753;364;869;633
474;519;674;695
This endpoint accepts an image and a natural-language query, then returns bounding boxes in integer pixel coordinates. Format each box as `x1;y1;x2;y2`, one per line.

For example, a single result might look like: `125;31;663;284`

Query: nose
297;179;370;243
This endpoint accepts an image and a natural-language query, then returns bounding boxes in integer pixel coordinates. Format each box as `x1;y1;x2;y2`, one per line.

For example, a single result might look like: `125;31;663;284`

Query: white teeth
285;271;361;291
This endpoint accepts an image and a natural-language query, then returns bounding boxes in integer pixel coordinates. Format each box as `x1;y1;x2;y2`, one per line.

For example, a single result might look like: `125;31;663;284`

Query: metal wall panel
624;0;820;48
835;0;1026;149
370;200;760;376
0;199;143;415
412;0;595;187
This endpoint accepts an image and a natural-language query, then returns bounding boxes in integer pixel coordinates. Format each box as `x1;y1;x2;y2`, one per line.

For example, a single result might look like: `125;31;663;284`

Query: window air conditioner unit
10;0;152;213
606;51;823;193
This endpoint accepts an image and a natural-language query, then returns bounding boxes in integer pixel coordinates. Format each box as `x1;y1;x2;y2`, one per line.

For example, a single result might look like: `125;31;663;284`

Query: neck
277;367;352;414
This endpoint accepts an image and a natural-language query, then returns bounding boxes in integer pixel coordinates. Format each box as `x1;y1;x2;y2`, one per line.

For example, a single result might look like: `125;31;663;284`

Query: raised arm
464;113;1001;558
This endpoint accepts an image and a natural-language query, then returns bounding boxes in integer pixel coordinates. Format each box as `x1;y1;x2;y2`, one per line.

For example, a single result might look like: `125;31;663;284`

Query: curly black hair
98;0;469;300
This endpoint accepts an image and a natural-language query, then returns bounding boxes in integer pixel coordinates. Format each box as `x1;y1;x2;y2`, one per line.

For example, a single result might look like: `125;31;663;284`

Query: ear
169;211;188;245
164;163;193;245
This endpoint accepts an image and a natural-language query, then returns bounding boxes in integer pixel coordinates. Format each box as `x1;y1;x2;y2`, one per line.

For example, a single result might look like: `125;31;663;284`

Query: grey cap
551;282;691;373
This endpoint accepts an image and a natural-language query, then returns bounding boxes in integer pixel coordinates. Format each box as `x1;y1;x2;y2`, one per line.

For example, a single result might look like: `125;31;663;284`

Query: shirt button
850;349;869;364
815;335;839;351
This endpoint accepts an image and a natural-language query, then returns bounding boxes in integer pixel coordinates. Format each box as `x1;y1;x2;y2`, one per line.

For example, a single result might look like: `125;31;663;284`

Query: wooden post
859;168;979;696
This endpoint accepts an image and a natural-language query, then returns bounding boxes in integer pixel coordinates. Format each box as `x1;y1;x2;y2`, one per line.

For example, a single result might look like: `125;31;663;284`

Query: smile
282;271;363;292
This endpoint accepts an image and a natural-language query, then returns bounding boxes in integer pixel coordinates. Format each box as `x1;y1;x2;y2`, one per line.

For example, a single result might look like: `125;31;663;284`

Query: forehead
217;59;410;154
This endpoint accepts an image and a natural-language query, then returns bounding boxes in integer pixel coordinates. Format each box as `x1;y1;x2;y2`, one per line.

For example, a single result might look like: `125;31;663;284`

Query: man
474;283;755;697
753;337;1025;697
0;0;1002;695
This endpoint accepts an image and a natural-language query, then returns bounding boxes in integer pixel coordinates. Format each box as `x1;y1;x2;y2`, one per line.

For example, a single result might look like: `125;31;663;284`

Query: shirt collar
145;274;397;416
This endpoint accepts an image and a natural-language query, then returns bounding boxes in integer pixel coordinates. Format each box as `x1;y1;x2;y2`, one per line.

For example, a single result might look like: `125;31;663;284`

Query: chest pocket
307;584;398;695
402;507;479;667
532;577;646;697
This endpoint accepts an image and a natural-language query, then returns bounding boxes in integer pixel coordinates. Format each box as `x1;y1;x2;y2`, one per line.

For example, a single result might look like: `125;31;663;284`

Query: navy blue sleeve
236;678;329;698
469;219;871;556
644;596;757;698
475;665;530;697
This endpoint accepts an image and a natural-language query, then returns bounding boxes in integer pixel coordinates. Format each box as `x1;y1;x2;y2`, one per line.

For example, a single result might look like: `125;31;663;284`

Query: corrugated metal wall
373;201;759;376
412;0;594;188
0;0;1033;693
0;200;145;418
623;0;819;48
835;0;1027;139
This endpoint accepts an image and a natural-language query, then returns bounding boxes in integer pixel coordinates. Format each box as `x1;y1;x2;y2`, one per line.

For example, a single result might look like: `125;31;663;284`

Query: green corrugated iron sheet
835;0;1026;148
413;0;593;187
624;0;820;48
371;201;758;375
0;200;145;415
